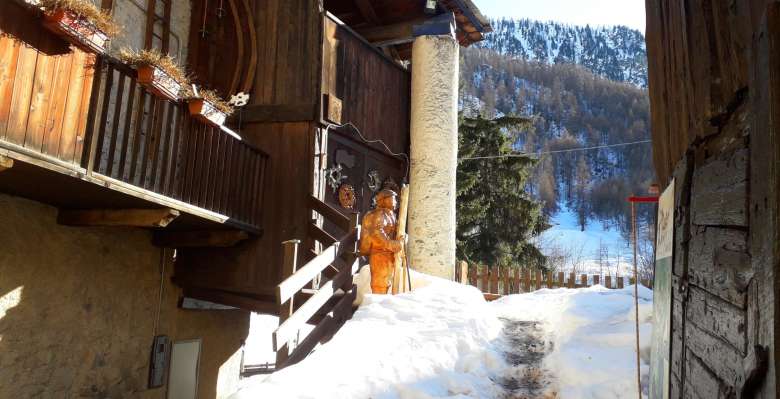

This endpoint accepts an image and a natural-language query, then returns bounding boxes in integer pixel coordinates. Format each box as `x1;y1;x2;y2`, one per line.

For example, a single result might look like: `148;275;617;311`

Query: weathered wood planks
0;6;96;165
459;263;641;297
321;16;411;155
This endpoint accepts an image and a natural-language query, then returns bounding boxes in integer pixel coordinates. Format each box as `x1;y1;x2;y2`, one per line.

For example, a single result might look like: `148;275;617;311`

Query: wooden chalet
0;0;490;382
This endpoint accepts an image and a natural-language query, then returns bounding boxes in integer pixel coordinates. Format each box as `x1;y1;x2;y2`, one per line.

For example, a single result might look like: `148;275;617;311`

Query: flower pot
188;99;227;128
43;9;108;54
137;65;182;101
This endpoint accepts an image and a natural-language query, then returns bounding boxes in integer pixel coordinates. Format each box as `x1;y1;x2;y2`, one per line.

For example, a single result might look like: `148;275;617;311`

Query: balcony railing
0;36;267;232
84;58;267;231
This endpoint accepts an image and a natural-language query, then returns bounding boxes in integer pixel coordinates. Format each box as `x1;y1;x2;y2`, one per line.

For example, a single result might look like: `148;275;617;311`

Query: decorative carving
335;148;356;168
367;170;381;192
359;190;404;294
338;184;356;209
228;92;250;107
326;164;347;192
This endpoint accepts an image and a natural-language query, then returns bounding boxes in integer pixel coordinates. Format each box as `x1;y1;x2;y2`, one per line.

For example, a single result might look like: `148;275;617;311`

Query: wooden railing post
82;56;107;172
481;265;489;293
459;261;468;284
276;239;300;368
581;274;587;288
535;270;542;291
490;267;499;294
605;275;612;289
523;269;531;292
568;273;575;289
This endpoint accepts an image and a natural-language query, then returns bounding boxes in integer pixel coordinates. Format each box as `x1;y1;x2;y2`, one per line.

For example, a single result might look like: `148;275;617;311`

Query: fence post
581;274;587;288
276;239;301;367
557;272;564;288
568;272;575;289
490;267;499;294
546;271;553;289
523;269;531;292
605;275;612;289
481;265;489;293
534;269;541;291
618;276;625;289
593;274;600;286
459;261;468;284
503;267;510;295
513;267;521;294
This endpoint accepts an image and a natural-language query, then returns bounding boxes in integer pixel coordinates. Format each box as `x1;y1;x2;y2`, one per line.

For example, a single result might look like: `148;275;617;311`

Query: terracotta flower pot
137;65;182;101
188;99;227;128
43;9;108;54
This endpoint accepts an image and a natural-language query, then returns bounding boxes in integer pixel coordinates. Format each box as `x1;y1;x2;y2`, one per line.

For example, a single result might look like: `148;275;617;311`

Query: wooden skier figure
359;189;405;294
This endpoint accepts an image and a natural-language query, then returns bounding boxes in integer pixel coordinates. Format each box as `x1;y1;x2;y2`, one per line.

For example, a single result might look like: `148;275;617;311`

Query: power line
460;139;653;161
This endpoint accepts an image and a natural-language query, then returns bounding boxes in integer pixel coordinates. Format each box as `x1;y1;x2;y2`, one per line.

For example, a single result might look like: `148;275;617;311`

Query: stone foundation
0;193;249;399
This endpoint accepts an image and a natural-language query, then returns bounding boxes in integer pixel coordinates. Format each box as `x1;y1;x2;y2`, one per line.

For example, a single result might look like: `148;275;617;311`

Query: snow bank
234;273;653;399
492;285;653;398
232;273;506;399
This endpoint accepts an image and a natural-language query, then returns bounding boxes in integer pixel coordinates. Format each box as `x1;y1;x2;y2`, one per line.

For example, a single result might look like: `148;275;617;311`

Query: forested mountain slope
478;19;648;87
460;19;654;240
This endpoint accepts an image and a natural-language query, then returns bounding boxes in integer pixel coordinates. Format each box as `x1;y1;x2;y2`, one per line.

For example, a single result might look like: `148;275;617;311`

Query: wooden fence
456;262;653;300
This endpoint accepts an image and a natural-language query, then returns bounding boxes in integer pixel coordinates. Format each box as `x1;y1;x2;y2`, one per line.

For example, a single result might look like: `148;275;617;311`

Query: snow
492;285;653;398
232;273;653;399
537;206;634;276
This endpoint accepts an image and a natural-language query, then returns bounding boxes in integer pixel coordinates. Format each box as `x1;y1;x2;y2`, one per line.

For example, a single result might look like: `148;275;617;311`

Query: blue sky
472;0;647;32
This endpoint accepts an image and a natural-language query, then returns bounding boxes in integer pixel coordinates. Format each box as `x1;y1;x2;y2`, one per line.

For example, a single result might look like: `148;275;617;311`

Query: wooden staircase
273;196;363;369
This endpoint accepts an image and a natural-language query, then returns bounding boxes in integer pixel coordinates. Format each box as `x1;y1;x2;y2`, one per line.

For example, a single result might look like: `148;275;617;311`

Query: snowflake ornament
229;92;250;107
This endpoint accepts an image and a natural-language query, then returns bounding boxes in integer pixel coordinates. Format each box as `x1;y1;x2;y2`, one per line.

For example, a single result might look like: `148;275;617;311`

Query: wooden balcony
0;36;267;233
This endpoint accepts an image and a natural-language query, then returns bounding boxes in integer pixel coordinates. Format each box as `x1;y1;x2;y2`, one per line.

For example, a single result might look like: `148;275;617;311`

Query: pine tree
574;155;591;231
457;115;549;269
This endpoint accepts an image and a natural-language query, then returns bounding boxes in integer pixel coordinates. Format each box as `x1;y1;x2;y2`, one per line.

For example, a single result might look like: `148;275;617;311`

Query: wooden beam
232;104;317;124
356;18;428;47
182;287;277;314
0;155;13;173
153;230;250;248
57;208;180;228
355;0;381;25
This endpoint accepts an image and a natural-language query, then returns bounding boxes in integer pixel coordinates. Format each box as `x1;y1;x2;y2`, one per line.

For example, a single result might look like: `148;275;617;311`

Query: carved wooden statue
359;189;404;294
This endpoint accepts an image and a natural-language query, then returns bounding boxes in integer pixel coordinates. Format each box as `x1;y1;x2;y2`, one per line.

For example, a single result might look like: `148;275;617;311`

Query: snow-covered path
232;273;653;399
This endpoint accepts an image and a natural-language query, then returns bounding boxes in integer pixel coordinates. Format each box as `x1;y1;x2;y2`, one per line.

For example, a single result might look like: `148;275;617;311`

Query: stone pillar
407;26;460;280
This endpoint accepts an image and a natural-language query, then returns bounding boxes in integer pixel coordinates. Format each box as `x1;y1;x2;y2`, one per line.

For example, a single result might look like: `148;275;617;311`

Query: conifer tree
457;115;549;269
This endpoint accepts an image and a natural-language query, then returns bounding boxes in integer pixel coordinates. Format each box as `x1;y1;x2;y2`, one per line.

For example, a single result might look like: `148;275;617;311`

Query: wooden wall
175;0;323;298
321;16;411;155
645;1;780;397
175;122;316;298
323;131;405;219
646;0;752;184
0;2;96;165
176;1;413;303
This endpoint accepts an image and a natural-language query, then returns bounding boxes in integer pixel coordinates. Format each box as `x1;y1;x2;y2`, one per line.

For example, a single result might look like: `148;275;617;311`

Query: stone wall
0;193;249;399
646;0;780;397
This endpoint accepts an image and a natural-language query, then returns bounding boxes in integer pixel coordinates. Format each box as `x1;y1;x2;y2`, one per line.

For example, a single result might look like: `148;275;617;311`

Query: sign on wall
650;180;674;399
